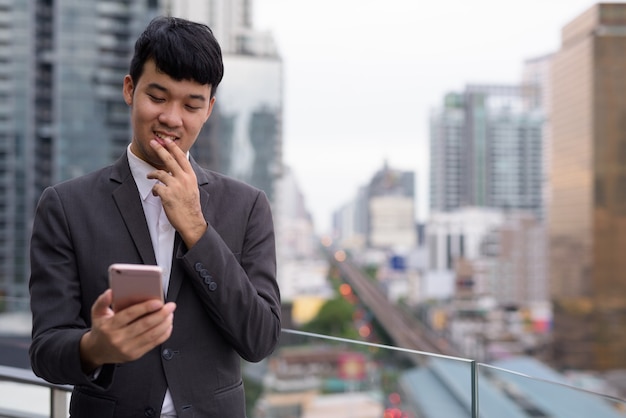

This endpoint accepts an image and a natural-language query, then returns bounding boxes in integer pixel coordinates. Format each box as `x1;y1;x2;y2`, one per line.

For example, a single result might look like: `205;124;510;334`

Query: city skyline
253;0;618;234
2;2;626;412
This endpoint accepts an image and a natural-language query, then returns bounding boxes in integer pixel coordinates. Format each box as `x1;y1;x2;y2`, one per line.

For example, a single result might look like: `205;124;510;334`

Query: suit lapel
110;154;157;266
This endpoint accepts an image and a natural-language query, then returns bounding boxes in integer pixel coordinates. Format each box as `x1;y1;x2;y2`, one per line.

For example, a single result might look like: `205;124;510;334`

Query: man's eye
147;94;164;102
186;105;201;111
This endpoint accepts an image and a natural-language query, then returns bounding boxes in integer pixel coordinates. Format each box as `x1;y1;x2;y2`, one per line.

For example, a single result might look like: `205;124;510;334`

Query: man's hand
79;289;176;374
147;137;208;248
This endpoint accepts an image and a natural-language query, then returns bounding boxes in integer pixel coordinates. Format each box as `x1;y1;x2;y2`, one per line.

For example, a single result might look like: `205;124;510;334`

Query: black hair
129;16;224;97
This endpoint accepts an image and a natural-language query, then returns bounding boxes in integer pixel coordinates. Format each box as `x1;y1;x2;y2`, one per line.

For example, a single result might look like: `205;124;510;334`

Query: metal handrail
0;365;71;418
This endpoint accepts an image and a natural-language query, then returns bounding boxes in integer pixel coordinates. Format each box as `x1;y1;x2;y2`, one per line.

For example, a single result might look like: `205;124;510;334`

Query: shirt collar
127;145;157;202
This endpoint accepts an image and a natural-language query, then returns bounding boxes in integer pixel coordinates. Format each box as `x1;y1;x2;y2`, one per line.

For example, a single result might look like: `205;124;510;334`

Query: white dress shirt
127;145;177;417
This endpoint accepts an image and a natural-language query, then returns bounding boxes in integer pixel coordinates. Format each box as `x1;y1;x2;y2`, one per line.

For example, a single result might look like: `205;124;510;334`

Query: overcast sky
253;0;616;234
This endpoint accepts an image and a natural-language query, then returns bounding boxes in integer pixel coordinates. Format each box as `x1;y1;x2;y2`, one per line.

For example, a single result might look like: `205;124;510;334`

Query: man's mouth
154;131;178;143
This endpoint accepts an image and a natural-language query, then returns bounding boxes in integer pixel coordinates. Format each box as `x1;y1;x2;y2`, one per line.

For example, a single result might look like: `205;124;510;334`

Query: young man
29;16;281;417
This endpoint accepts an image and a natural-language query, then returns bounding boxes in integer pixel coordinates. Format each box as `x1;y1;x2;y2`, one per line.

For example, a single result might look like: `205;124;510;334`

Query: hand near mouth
147;137;208;249
154;131;179;145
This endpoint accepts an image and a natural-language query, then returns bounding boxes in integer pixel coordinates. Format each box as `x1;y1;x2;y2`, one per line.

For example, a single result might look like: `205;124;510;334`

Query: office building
429;84;544;219
332;162;416;251
195;54;282;201
167;0;277;57
549;3;626;370
169;0;283;202
0;1;157;307
0;2;32;308
332;188;368;251
426;206;548;305
522;54;554;224
367;162;416;249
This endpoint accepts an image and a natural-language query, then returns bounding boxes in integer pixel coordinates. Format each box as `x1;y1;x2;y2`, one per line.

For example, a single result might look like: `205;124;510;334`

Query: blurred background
1;0;626;417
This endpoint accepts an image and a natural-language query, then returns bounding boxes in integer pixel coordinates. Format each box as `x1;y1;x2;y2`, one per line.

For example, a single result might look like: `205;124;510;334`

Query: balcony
1;325;625;418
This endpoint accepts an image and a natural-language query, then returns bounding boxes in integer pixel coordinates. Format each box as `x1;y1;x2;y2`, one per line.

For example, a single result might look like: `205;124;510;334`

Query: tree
301;297;359;339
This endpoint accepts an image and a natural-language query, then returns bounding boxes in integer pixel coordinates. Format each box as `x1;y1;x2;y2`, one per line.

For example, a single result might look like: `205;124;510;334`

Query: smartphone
108;263;164;311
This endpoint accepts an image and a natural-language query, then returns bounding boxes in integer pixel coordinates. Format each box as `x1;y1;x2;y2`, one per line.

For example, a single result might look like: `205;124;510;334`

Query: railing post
471;360;479;418
51;387;68;418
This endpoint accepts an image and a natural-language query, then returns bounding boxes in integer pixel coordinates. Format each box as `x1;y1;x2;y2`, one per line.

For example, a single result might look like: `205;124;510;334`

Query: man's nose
158;104;183;127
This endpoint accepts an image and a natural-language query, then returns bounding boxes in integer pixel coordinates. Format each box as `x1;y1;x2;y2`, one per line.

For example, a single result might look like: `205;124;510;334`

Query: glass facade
0;0;157;306
549;3;626;370
169;0;283;203
193;55;283;202
53;1;156;180
429;93;464;212
0;1;32;305
429;85;544;219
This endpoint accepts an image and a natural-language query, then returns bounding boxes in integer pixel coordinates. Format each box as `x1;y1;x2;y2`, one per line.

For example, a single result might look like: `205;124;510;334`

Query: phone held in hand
108;263;164;311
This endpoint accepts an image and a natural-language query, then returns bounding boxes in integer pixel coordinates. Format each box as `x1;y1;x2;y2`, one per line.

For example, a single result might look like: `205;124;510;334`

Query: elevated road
327;252;462;361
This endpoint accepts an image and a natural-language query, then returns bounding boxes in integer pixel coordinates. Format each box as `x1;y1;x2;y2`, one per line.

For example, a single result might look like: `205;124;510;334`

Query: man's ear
122;75;134;106
204;96;216;123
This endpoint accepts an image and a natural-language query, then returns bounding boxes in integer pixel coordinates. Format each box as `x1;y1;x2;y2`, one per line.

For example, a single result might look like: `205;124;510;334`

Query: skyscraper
429;84;544;219
0;1;32;308
0;1;157;307
168;0;283;202
522;54;554;225
549;3;626;370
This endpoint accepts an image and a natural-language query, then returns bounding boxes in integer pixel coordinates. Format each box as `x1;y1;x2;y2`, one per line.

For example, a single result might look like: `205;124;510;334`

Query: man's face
123;59;215;170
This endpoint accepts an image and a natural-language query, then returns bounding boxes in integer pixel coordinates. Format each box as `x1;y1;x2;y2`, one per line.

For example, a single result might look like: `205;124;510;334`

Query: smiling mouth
154;131;179;143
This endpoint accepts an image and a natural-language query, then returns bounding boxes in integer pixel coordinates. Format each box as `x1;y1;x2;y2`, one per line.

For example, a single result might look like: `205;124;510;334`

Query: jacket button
194;262;204;272
200;269;211;278
162;348;174;360
208;282;218;291
144;407;155;417
204;277;212;285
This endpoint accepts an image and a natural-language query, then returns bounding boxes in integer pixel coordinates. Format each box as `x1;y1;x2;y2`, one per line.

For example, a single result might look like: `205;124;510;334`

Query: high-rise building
0;2;33;308
199;54;282;201
332;187;368;251
522;54;554;225
167;0;277;56
168;0;283;202
367;162;416;249
429;84;544;220
333;162;416;251
0;1;157;307
549;3;626;370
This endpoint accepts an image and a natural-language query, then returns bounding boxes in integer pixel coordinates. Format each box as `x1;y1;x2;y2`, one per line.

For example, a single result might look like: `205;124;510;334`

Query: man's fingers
161;137;191;171
115;304;176;361
148;139;181;175
133;312;175;352
92;289;113;317
115;299;172;326
149;138;191;174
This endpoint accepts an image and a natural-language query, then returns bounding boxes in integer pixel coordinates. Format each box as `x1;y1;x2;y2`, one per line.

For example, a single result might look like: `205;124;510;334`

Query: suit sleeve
28;186;114;388
177;189;281;362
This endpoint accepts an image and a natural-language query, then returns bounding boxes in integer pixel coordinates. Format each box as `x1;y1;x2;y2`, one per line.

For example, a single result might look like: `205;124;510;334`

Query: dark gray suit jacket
29;154;281;417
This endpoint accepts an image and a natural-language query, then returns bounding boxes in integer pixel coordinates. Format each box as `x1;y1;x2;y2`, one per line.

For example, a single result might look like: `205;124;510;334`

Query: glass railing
1;317;626;417
256;329;478;418
250;329;626;418
477;362;626;418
